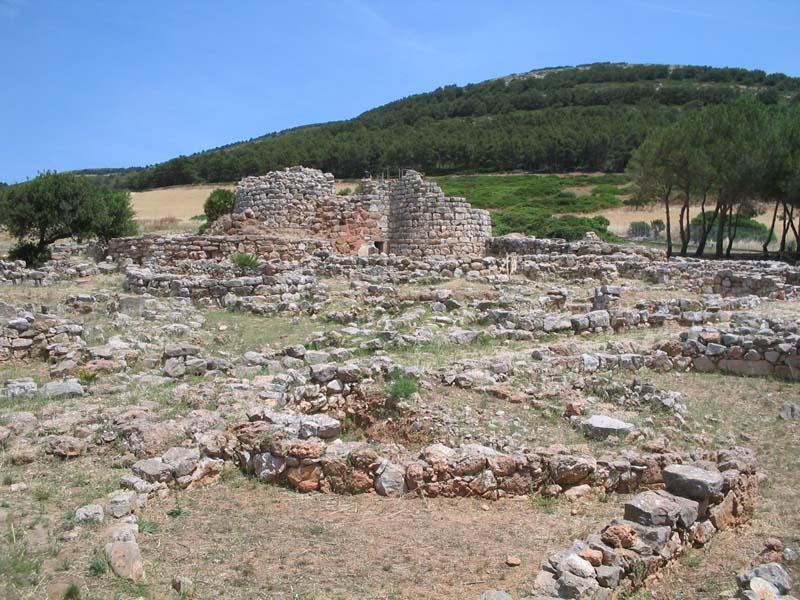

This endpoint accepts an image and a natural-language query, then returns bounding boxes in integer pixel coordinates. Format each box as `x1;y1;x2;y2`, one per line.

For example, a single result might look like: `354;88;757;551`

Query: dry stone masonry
110;165;491;262
387;170;492;257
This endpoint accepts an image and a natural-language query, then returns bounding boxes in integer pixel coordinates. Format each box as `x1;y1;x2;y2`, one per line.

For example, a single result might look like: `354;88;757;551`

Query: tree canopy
0;172;139;265
629;99;800;258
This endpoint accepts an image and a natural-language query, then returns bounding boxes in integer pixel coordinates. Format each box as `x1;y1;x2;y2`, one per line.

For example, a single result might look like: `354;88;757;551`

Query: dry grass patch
127;475;620;600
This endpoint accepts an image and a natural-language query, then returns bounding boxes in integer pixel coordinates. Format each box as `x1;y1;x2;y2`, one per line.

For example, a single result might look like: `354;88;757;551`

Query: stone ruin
5;166;800;600
215;165;491;257
109;166;492;264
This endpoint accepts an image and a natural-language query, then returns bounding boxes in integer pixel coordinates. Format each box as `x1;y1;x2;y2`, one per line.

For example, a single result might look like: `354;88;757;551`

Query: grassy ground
435;173;629;212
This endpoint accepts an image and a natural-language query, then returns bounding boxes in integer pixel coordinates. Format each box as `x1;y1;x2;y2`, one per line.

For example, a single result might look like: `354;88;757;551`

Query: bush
87;551;107;577
86;190;139;243
337;187;352;196
592;184;625;196
627;221;651;237
230;252;261;271
8;243;52;267
492;206;618;241
650;219;665;237
386;373;419;402
204;188;235;223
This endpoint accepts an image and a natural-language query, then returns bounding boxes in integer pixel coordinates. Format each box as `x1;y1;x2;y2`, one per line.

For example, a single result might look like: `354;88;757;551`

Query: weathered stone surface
718;446;758;474
1;378;37;399
581;415;634;440
131;458;174;483
624;490;683;527
476;591;513;600
75;503;104;524
561;553;595;578
163;343;201;358
778;401;800;420
601;522;637;550
286;464;322;492
375;463;406;497
662;464;724;501
743;577;779;599
595;565;622;588
172;575;194;595
162;447;200;478
104;540;145;581
253;453;285;483
299;414;341;439
550;454;597;485
40;379;84;398
310;362;337;383
108;491;137;519
737;563;792;594
46;435;87;458
557;570;600;598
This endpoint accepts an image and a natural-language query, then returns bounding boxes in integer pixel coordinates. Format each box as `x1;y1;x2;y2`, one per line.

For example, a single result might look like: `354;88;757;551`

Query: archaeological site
1;166;798;600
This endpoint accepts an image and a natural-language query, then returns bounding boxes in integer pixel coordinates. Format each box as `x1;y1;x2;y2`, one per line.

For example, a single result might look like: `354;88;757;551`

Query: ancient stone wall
1;259;100;284
108;234;331;264
230;167;492;257
531;448;758;598
233;166;335;226
388;171;492;257
230;166;389;255
0;301;84;363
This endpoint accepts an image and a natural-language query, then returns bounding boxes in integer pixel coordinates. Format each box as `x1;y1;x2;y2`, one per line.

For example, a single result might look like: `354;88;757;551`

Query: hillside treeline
80;63;800;191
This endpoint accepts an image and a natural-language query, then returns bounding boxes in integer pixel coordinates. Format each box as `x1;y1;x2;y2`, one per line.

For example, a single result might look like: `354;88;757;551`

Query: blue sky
1;0;799;183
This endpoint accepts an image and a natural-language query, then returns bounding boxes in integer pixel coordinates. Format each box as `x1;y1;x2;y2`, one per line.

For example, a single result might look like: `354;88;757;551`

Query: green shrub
87;551;107;577
591;183;626;196
627;221;651;237
337;187;352;196
492;207;618;241
650;219;665;237
76;367;97;387
230;252;261;271
203;188;235;223
386;373;419;402
8;243;52;267
86;190;139;243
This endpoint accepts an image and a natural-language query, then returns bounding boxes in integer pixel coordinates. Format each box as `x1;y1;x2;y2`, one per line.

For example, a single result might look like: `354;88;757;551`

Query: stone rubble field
1;236;799;600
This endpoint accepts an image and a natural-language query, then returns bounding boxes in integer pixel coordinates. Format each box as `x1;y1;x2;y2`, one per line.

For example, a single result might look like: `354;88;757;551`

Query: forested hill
82;63;800;191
